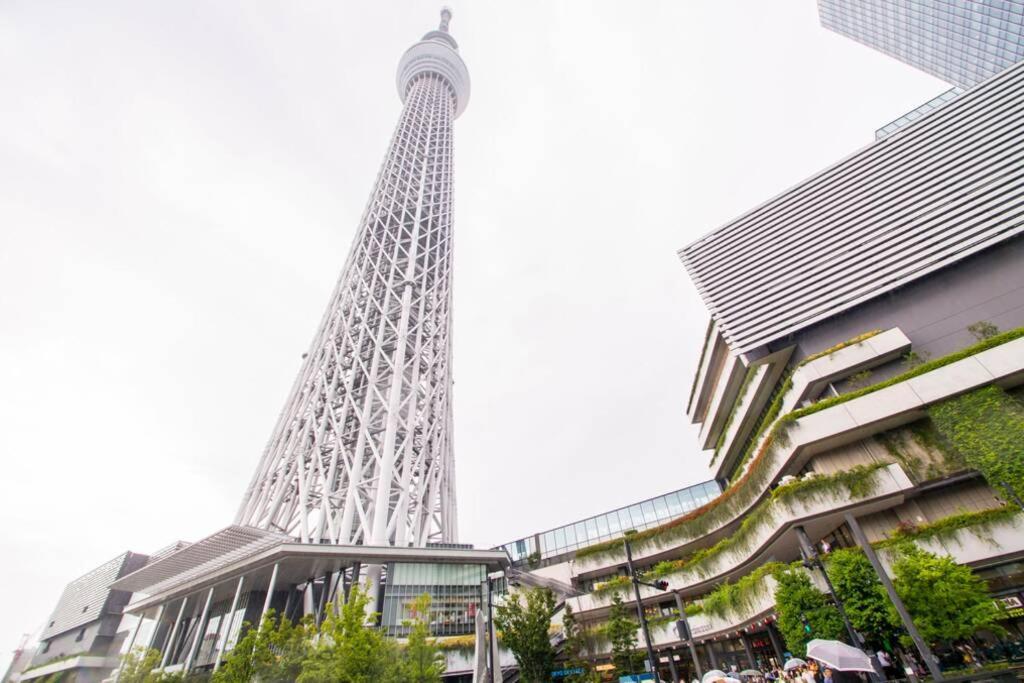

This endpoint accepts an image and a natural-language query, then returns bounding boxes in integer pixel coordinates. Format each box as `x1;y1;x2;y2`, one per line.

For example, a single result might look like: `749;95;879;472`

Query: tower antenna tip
440;7;452;32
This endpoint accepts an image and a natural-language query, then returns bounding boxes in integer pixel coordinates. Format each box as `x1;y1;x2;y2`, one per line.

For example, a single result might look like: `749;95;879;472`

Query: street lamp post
624;531;667;680
673;592;703;679
487;576;497;683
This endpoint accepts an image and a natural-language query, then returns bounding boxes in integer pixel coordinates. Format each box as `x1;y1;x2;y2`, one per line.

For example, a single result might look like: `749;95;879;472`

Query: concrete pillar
845;512;943;681
767;624;785;664
161;598;189;668
183;587;214;672
741;632;756;669
144;604;166;651
112;610;146;682
706;641;719;669
260;563;279;623
213;576;245;672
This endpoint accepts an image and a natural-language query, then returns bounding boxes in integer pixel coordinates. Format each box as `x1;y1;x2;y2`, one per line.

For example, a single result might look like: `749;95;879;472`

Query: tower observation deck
235;9;469;553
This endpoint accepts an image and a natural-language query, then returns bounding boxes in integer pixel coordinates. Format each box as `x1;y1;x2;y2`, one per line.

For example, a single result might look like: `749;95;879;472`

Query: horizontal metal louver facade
679;60;1024;354
39;552;139;640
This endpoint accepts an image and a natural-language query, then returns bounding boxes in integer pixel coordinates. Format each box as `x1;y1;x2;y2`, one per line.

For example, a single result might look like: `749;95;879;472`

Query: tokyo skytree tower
236;9;469;549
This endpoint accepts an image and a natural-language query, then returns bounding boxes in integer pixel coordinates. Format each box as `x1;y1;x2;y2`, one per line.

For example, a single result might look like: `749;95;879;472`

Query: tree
217;612;317;683
561;603;599;682
890;545;1006;647
218;614;265;682
606;592;642;677
118;648;209;683
298;583;402;683
772;567;844;656
825;548;899;649
493;586;557;683
118;648;163;683
400;594;446;683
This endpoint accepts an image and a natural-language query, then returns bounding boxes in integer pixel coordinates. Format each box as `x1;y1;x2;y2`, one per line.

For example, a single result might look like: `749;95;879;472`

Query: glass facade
499;480;721;565
819;0;1024;89
380;562;486;638
875;86;964;139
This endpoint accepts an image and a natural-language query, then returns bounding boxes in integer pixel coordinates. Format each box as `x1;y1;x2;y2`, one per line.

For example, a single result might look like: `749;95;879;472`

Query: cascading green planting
874;504;1019;549
576;327;1022;565
589;463;890;595
929;385;1024;503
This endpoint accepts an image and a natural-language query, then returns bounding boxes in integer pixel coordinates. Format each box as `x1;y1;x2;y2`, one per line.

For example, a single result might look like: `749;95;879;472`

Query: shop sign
553;668;586;678
995;595;1024;618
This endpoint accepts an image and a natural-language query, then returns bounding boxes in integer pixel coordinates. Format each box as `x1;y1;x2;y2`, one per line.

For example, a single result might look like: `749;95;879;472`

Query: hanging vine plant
928;384;1024;504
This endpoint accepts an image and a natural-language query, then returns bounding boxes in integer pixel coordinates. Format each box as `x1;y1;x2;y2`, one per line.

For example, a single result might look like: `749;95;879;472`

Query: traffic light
676;619;691;641
800;613;812;634
654;580;670;591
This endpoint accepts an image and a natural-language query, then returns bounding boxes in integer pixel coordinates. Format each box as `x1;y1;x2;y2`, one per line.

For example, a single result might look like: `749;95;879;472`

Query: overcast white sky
0;0;946;663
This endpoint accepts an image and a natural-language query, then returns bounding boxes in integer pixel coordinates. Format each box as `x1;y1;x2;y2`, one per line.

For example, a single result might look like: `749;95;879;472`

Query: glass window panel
542;531;555;553
628;505;644;527
641;501;656;523
618;509;633;531
607;512;622;534
652;496;669;520
554;527;567;550
574;522;587;545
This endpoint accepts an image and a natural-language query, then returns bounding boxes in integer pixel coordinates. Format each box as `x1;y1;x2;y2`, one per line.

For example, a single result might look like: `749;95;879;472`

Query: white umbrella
702;669;728;683
782;658;806;671
806;639;876;673
739;670;761;677
724;678;743;683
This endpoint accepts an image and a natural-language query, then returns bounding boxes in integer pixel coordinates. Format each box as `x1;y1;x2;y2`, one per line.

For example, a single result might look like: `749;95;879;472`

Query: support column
282;584;296;621
674;592;703;678
214;576;245;672
844;512;943;681
767;623;785;664
161;598;189;668
344;562;361;607
741;632;756;669
184;587;214;672
112;610;146;682
706;641;719;669
144;604;166;651
260;563;280;623
667;650;680;683
320;571;340;623
302;579;316;617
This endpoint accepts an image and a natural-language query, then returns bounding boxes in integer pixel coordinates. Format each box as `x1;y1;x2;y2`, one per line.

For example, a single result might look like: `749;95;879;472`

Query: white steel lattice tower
236;9;469;551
